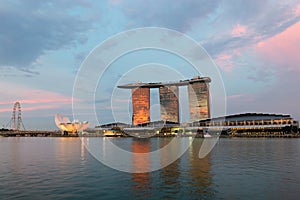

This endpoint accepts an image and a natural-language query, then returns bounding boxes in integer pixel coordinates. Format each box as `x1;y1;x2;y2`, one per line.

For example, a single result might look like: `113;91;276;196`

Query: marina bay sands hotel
118;76;211;125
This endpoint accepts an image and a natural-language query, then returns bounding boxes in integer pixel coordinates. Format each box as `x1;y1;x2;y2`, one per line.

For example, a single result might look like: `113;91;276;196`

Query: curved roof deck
195;113;292;123
117;76;211;89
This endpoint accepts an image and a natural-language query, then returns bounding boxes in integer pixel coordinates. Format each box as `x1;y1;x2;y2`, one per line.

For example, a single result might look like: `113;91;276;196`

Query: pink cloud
226;93;260;115
256;21;300;71
0;82;73;113
215;48;244;72
0;97;71;105
215;54;235;72
251;21;300;120
0;105;59;113
227;93;256;102
295;4;300;16
227;94;243;100
231;24;247;37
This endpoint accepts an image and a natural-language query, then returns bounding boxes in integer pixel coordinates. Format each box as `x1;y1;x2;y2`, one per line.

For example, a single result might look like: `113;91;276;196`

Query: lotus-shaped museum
55;114;89;134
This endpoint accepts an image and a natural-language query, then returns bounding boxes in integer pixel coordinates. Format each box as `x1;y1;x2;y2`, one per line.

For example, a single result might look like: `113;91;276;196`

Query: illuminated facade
132;88;150;125
118;76;211;125
159;86;179;123
54;113;89;134
191;113;299;135
188;81;210;122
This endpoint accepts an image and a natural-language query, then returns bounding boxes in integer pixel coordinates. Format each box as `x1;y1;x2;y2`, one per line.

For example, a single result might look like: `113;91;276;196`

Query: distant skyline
1;0;300;130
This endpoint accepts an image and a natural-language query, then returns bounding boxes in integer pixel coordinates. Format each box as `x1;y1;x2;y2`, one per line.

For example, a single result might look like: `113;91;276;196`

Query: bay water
0;137;299;199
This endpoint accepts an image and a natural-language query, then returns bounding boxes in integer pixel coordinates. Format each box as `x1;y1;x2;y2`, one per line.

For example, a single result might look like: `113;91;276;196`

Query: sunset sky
1;0;300;130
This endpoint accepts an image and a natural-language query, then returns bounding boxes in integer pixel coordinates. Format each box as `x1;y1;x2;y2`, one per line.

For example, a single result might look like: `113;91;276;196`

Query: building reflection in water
131;138;152;198
187;138;214;198
54;138;82;171
130;137;214;198
159;138;181;197
81;138;85;160
158;138;214;198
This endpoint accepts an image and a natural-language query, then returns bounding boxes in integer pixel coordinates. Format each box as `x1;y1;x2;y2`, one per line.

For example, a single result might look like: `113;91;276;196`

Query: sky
1;0;300;130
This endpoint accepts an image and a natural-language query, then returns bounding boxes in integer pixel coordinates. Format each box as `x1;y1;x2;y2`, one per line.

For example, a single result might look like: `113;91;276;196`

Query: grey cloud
117;0;299;57
119;0;221;31
250;3;300;38
0;0;94;68
221;0;268;23
18;68;40;76
246;66;274;82
211;6;298;52
209;1;300;55
204;36;252;57
229;69;300;120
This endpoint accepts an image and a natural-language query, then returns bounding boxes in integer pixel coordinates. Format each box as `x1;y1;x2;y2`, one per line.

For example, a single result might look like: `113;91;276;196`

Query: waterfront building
96;122;130;129
96;113;299;137
131;87;151;125
191;113;299;136
188;80;210;121
159;86;179;123
118;76;211;125
54;113;89;135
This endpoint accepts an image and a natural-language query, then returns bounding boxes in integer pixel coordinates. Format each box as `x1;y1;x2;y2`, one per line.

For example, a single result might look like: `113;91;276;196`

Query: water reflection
1;137;300;199
131;138;152;198
55;137;81;166
129;137;214;199
8;138;21;173
188;139;214;198
159;138;181;198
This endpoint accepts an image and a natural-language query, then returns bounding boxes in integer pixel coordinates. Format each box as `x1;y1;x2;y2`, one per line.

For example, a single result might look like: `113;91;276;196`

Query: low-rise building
191;113;299;136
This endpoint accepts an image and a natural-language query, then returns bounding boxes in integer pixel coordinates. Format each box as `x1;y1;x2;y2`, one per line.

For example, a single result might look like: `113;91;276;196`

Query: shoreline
1;130;300;138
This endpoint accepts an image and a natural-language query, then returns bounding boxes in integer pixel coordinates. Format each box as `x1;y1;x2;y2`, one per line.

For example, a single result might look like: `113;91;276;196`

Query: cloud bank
0;0;93;68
